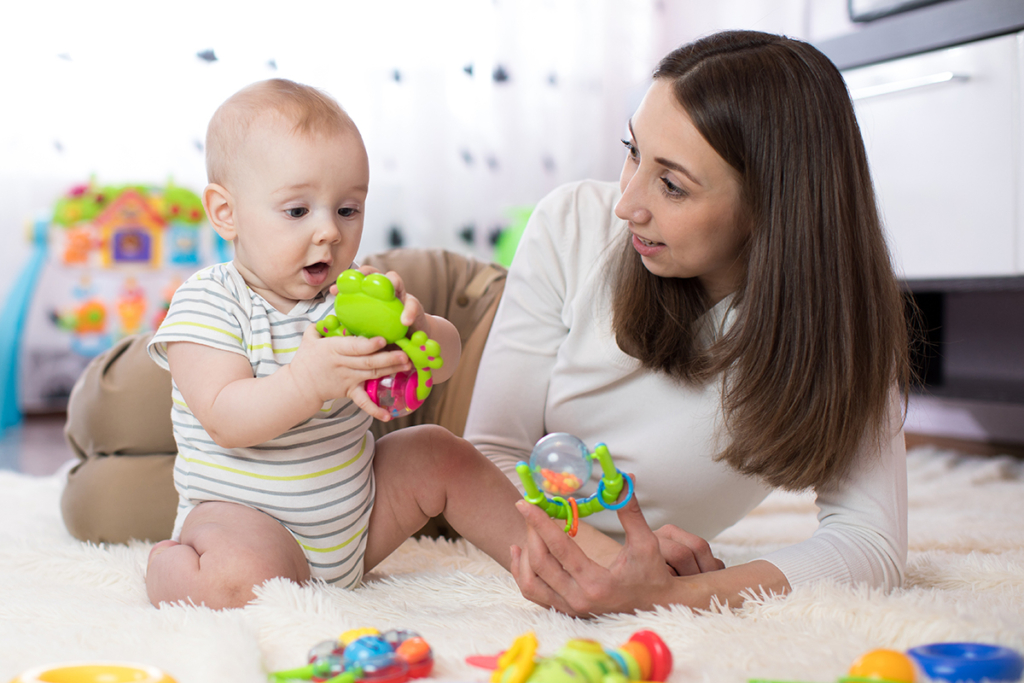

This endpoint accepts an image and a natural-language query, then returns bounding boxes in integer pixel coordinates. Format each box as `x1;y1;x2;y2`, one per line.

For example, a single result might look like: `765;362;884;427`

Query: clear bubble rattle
317;270;443;418
516;433;634;537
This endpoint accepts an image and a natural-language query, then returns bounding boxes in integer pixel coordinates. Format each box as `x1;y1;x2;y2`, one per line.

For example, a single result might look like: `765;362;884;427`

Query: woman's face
616;79;749;304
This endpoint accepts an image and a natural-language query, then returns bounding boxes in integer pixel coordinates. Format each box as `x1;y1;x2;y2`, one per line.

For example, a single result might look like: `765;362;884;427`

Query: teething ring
567;497;579;537
597;469;634;511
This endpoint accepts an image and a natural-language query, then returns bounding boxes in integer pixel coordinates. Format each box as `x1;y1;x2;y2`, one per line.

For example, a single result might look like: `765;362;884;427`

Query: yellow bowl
10;662;177;683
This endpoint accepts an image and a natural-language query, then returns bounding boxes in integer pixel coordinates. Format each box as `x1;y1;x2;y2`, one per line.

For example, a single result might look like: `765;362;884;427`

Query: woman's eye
286;207;308;218
621;139;639;161
660;177;684;196
338;207;358;218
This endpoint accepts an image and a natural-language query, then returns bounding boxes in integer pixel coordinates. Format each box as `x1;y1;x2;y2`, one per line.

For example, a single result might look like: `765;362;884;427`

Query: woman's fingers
613;477;662;560
510;543;583;616
517;501;593;578
654;525;726;574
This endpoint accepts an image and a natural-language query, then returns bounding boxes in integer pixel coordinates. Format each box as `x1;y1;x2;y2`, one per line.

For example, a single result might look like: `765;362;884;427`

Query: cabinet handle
850;71;970;101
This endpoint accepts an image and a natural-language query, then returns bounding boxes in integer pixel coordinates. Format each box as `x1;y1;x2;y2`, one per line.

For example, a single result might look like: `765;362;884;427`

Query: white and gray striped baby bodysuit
148;261;373;588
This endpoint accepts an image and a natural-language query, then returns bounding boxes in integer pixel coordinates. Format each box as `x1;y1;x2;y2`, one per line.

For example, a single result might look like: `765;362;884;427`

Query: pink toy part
366;371;426;417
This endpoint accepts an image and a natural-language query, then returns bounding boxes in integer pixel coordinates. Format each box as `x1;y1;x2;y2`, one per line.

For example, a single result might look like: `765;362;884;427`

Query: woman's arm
511;396;907;615
758;394;908;590
511;495;789;616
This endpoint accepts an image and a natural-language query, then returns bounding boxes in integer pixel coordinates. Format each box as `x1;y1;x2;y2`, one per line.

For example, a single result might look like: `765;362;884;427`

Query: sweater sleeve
757;392;909;590
464;182;584;481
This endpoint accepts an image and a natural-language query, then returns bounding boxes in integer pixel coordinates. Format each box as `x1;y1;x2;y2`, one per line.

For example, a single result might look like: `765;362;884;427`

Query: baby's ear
203;183;236;240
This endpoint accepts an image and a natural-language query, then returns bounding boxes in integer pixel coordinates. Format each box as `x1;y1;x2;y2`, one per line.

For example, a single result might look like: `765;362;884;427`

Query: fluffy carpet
1;446;1022;683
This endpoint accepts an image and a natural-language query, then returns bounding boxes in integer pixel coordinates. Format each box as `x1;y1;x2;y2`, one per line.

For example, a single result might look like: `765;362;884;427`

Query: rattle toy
466;629;672;683
748;641;1024;683
9;662;177;683
317;270;443;417
516;433;634;537
269;627;433;683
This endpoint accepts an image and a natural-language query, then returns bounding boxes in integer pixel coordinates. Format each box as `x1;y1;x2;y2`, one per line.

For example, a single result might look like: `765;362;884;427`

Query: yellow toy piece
9;662;177;683
843;649;916;683
493;632;539;683
340;627;381;645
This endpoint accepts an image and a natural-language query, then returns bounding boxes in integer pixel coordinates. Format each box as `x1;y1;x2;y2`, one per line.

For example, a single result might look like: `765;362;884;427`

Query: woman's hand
509;484;724;617
654;524;725;577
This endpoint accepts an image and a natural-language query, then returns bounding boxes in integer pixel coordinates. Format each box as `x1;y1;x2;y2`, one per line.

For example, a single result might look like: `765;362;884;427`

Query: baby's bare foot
147;539;180;568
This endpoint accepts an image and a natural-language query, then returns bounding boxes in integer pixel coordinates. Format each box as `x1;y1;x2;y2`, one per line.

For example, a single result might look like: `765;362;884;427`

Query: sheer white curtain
0;0;661;265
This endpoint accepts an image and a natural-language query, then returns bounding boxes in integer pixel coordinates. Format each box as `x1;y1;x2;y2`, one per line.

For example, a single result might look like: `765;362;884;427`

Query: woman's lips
631;233;665;257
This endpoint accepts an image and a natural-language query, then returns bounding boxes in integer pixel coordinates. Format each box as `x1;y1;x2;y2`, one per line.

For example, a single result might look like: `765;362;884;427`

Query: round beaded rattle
515;433;634;536
318;270;443;418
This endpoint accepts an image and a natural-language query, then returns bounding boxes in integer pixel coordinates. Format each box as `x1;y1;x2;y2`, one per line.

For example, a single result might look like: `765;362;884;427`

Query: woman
465;30;910;616
59;30;910;617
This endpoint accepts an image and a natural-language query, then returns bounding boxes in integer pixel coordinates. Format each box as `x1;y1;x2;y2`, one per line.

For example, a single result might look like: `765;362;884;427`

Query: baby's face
228;116;369;312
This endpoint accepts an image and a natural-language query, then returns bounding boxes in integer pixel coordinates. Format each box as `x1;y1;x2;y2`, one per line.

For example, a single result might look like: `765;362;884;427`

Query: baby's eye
286;207;308;218
338;207;359;218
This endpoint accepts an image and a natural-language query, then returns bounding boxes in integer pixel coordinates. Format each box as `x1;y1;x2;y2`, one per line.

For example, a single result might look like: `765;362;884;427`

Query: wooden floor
0;414;75;476
905;432;1024;458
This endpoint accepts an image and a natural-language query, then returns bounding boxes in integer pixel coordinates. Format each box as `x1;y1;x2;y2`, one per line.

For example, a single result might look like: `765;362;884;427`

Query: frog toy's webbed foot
394;330;444;401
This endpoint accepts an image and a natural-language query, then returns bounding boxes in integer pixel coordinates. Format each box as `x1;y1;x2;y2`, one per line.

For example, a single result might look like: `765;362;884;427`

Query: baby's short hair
206;78;358;185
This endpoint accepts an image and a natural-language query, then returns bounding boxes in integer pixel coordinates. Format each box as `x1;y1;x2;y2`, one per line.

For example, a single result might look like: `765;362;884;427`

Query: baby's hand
288;324;413;421
388;271;430;334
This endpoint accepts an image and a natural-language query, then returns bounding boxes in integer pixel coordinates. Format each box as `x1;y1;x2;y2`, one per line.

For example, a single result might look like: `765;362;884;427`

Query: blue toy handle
0;218;48;433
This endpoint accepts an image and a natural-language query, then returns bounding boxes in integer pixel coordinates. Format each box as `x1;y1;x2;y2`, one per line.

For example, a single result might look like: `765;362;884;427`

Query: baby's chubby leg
363;425;527;572
146;501;310;609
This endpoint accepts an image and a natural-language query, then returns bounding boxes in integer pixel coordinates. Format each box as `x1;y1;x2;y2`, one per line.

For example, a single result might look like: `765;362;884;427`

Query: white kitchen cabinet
843;33;1020;280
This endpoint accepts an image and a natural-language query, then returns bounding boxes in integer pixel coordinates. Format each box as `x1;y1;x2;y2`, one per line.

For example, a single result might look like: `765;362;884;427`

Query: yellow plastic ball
847;649;916;683
9;662;177;683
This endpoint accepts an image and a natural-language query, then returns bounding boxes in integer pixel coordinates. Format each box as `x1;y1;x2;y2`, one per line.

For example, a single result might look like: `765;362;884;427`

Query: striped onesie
148;261;374;588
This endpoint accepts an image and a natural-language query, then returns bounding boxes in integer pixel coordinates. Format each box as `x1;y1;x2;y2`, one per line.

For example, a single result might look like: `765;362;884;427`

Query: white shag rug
1;446;1022;683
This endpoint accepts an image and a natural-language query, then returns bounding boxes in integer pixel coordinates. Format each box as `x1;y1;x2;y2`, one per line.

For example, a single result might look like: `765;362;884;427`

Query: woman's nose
615;179;652;225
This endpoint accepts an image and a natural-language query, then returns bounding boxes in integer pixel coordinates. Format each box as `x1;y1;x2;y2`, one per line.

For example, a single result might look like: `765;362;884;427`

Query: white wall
7;0;1023;447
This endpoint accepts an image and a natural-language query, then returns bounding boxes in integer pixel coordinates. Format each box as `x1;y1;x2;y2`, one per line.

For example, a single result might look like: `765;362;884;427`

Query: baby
145;79;528;609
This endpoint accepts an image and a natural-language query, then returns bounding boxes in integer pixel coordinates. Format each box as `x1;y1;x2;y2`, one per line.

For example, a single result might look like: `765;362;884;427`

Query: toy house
95;189;166;267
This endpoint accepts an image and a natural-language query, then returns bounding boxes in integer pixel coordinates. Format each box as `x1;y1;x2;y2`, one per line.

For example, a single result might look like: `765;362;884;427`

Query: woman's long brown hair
611;30;911;492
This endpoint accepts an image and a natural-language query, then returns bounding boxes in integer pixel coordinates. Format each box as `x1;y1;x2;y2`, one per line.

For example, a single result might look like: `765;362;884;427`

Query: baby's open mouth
305;262;330;277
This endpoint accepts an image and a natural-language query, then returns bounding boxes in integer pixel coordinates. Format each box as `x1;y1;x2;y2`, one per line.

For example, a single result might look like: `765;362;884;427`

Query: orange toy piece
845;649;916;683
539;468;583;496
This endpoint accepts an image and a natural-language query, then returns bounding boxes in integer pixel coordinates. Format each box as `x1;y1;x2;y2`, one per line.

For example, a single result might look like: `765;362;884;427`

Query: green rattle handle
591;443;624;505
268;663;316;682
516;462;571;520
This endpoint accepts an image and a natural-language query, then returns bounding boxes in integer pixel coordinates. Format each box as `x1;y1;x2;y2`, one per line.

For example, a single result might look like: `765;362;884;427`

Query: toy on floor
515;433;633;537
748;641;1024;683
317;270;443;418
466;629;672;683
9;662;177;683
269;627;433;683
